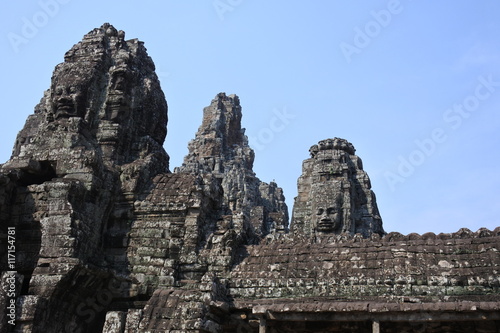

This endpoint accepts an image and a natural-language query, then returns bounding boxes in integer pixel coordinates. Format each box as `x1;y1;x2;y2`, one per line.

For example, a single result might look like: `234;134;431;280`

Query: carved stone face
106;69;130;121
110;69;127;92
311;192;343;233
314;206;341;232
52;83;87;119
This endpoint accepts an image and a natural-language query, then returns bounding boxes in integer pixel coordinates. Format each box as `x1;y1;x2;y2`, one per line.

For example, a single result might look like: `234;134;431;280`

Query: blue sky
1;1;499;235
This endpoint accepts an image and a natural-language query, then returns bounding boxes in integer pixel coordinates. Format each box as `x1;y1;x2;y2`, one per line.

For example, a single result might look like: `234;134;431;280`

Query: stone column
372;319;380;333
259;315;268;333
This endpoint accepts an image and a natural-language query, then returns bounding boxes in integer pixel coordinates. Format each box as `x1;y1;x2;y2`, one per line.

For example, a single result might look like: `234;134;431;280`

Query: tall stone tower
0;23;175;332
291;138;384;237
177;93;289;240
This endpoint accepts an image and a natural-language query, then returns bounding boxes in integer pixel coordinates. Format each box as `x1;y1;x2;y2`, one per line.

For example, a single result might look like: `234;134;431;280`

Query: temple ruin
0;24;499;333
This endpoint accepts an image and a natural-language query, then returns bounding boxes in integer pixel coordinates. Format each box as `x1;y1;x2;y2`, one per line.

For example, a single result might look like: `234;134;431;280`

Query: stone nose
56;96;73;108
57;95;72;102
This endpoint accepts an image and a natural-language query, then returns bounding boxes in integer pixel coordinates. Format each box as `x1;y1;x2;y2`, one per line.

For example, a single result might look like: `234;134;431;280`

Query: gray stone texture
0;24;499;333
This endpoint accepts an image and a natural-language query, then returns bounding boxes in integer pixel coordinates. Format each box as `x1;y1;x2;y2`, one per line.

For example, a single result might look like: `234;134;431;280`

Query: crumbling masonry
0;24;499;333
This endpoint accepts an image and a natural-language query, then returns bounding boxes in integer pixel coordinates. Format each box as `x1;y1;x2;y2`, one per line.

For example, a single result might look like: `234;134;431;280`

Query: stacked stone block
230;229;500;302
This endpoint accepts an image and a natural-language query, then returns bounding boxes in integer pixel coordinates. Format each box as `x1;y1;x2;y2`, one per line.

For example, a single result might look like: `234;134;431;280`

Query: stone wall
228;228;500;332
230;228;500;302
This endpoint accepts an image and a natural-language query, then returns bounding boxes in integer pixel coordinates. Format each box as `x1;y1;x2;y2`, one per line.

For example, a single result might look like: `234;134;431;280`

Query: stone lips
0;23;498;332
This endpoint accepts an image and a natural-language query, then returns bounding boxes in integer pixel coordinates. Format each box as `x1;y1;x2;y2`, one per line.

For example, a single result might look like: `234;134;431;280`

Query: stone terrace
227;228;500;332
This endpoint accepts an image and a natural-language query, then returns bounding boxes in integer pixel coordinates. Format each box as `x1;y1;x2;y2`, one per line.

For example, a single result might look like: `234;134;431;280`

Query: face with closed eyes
105;68;131;121
312;197;342;233
53;85;79;118
49;63;93;120
51;78;88;120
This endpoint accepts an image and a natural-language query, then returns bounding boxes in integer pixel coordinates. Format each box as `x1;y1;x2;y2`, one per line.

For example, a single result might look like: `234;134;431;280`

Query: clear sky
1;1;499;235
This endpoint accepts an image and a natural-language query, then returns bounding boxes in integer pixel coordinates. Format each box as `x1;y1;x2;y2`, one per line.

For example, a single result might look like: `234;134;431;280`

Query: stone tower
291;138;384;237
177;92;289;240
0;23;172;332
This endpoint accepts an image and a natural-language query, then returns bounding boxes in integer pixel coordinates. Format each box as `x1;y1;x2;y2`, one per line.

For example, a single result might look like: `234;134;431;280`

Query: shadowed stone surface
0;24;499;333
